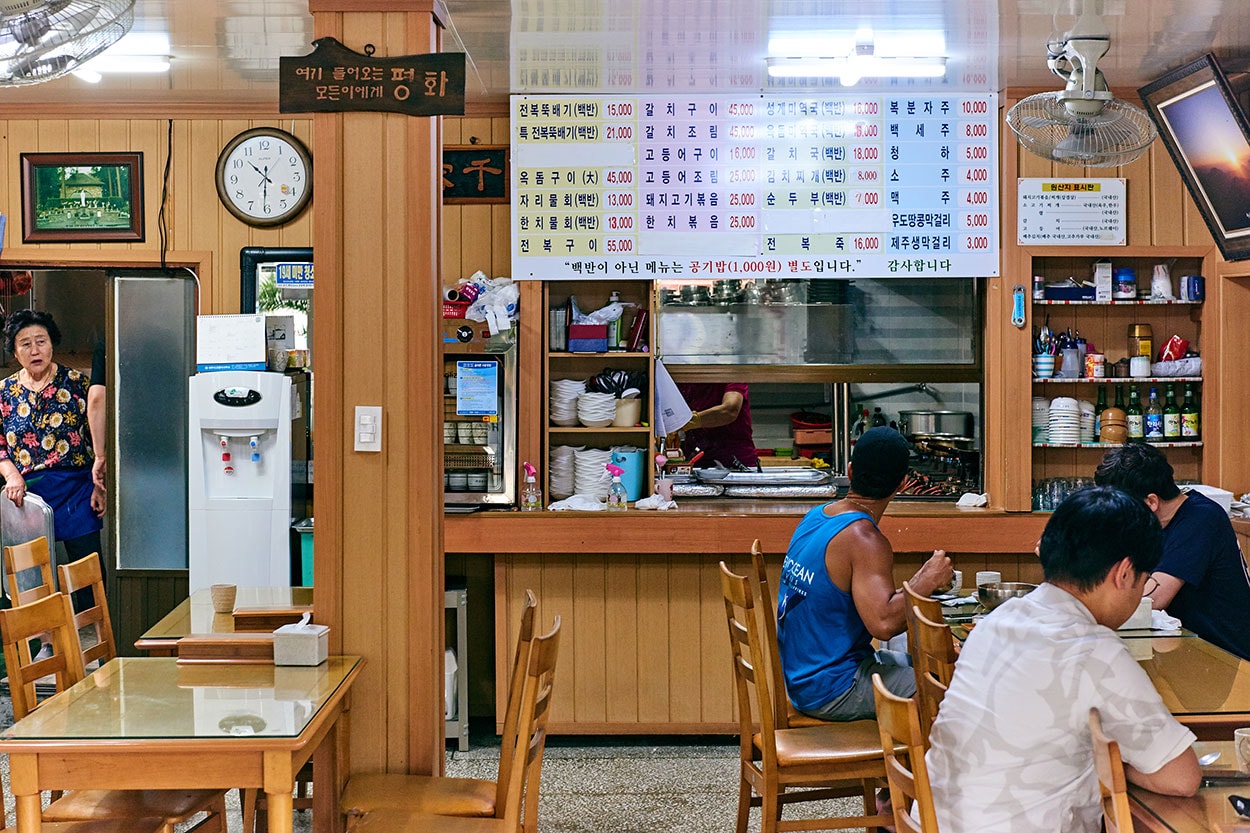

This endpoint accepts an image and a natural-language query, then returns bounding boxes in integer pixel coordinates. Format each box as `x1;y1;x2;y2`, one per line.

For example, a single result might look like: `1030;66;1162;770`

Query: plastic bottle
608;290;624;351
605;463;627;511
1125;386;1144;440
1144;387;1163;441
520;461;541;511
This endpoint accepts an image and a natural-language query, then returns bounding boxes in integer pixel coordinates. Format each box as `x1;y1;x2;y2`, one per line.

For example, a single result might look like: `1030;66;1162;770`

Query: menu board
511;93;999;280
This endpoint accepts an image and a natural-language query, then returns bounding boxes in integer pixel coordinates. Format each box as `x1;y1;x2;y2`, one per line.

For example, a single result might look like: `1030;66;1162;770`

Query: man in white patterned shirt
925;486;1199;833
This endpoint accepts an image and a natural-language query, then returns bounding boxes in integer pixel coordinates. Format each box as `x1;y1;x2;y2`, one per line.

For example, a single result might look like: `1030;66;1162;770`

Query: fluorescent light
767;55;947;82
76;53;171;73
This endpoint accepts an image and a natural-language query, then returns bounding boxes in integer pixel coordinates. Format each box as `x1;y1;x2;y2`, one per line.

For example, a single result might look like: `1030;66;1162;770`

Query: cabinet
1029;251;1207;507
542;280;655;505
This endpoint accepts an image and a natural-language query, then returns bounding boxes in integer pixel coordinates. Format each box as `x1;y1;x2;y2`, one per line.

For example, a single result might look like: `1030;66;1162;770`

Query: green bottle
1114;385;1125;410
1095;386;1107;435
1181;383;1200;439
1125;386;1144;440
1163;383;1181;439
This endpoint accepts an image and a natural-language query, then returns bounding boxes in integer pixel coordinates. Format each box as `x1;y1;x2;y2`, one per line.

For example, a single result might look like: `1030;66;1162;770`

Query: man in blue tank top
1095;443;1250;661
777;427;953;721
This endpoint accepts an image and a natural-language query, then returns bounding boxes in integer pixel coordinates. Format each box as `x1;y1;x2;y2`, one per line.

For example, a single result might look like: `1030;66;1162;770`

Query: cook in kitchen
675;382;759;470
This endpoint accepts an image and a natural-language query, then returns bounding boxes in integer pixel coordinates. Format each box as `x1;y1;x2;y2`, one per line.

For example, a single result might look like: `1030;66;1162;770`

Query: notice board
510;93;999;280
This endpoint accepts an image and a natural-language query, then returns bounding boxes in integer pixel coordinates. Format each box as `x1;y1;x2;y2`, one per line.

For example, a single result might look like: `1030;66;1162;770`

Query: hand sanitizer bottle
605;463;627;511
520;461;541;511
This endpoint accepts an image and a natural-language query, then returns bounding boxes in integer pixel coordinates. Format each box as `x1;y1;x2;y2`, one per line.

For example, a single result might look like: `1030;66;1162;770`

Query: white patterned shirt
925;583;1195;833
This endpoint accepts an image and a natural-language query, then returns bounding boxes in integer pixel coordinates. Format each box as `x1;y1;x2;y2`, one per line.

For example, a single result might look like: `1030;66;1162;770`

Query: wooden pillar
309;1;445;776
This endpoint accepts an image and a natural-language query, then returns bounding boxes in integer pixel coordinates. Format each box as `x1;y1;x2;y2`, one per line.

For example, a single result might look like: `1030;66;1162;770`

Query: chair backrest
499;616;561;833
903;580;942;659
0;592;87;719
57;552;117;671
749;539;797;729
494;588;538;814
720;560;779;762
1090;707;1134;833
911;605;958;743
3;535;56;608
872;673;940;833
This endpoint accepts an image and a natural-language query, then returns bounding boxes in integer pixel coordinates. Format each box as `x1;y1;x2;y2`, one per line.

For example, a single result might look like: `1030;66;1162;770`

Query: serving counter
446;502;1046;735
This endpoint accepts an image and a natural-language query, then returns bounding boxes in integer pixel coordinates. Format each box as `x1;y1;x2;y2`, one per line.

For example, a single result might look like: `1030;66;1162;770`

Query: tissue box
273;621;329;666
1093;262;1112;302
1118;596;1153;630
568;323;608;352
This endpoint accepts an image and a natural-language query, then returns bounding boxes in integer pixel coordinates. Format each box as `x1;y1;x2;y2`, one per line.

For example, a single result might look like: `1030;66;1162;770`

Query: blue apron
25;467;101;542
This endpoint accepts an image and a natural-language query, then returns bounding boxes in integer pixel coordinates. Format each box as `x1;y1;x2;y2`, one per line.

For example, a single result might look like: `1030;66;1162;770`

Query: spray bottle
520;461;541;511
605;463;628;511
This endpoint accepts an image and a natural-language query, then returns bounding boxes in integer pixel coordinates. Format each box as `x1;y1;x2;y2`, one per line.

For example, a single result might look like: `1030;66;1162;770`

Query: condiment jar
1128;323;1153;359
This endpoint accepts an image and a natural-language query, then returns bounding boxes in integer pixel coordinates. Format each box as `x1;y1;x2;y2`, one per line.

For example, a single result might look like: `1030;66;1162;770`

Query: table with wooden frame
135;586;315;656
0;655;361;833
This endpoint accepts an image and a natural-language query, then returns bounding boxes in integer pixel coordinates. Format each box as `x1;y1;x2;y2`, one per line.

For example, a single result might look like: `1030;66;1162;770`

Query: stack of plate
550;379;586;426
573;448;613;497
1048;397;1081;445
577;392;617;427
1032;396;1050;443
550;445;580;499
1078;400;1096;443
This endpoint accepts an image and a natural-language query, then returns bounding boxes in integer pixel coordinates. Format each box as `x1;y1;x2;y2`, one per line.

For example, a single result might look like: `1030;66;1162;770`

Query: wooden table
136;587;315;656
0;656;361;833
1137;637;1250;740
1130;777;1250;832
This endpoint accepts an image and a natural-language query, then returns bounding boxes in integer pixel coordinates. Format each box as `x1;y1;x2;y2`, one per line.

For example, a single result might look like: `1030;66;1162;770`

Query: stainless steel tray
695;467;833;486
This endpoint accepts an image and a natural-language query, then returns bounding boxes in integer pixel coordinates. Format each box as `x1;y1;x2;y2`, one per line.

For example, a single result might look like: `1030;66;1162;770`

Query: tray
695;467;833;486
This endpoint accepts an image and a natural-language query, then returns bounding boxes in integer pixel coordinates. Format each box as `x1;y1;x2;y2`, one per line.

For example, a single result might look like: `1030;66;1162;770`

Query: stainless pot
899;410;974;439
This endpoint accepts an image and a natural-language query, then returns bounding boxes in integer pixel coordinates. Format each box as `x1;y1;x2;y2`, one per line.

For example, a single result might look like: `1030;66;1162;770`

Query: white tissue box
1118;596;1153;630
273;622;329;666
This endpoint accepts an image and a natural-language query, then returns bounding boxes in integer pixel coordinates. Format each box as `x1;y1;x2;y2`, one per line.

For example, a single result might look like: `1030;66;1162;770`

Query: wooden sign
443;146;509;204
279;37;465;116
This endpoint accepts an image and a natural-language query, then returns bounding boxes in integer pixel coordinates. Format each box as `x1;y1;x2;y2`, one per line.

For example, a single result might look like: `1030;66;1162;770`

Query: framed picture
1139;54;1250;261
442;145;509;204
20;152;144;244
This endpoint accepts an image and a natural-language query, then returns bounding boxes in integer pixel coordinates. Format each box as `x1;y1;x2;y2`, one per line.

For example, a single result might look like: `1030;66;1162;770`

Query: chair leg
760;788;781;833
735;775;752;833
241;788;258;833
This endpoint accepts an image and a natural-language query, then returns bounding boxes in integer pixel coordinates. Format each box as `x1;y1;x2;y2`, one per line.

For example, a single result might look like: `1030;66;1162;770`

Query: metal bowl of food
978;581;1038;610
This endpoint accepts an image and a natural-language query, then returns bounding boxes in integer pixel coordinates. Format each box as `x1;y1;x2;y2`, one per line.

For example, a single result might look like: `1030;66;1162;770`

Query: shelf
1034;377;1202;384
549;425;650;433
1033;441;1203;448
548;351;651;359
1035;299;1202;306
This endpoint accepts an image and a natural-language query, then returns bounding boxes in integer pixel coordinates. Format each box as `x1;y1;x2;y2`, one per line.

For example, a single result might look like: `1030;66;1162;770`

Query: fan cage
0;0;134;86
1008;91;1158;168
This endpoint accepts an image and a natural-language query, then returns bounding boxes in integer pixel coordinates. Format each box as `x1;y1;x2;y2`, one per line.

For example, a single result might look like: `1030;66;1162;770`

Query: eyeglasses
1143;576;1160;597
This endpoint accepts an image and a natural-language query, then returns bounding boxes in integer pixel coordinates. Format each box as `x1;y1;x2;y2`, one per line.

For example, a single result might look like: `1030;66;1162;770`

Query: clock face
215;128;312;227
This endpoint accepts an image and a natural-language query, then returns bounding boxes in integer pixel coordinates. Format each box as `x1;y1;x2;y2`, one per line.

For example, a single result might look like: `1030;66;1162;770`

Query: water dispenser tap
249;435;260;463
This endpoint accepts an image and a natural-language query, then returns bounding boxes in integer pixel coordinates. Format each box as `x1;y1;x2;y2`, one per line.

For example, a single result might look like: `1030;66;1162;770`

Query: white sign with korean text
1017;178;1127;246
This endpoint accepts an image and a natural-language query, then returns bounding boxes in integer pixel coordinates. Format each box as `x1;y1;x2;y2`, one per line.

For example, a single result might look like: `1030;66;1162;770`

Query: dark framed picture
1139;54;1250;261
20;152;144;244
442;145;509;204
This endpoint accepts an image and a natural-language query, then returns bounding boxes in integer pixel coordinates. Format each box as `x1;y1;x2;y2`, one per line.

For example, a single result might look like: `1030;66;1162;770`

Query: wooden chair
902;580;942;661
1090;708;1134;833
341;591;541;829
3;535;56;607
910;606;959;744
0;592;228;833
56;552;117;671
872;674;940;833
349;615;561;833
720;560;891;833
747;539;824;729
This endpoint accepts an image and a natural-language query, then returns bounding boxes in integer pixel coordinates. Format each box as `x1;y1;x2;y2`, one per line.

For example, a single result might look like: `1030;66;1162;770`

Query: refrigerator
443;319;517;509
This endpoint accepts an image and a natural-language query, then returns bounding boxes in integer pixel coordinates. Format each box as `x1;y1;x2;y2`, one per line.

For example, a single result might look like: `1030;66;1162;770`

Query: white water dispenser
189;371;292;591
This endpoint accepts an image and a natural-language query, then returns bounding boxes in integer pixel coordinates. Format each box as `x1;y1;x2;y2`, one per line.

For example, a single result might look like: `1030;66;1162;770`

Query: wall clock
215;128;313;227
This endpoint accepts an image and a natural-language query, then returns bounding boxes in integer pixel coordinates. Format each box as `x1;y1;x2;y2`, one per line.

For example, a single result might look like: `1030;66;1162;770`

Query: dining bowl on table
978;581;1038;610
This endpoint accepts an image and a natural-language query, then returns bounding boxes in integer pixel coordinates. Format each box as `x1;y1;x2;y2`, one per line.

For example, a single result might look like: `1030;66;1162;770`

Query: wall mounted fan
1006;0;1157;167
0;0;133;86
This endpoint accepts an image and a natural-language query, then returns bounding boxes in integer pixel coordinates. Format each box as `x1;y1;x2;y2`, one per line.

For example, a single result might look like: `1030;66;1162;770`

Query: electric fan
0;0;133;86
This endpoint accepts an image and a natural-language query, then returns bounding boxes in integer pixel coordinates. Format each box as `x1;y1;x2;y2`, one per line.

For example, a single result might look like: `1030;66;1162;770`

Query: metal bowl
977;581;1038;610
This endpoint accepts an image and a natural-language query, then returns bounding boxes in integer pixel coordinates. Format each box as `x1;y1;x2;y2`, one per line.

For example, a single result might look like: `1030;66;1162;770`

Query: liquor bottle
871;407;887;427
1181;383;1201;439
1144;387;1164;441
1095;386;1107;435
1163;383;1181;440
1113;385;1125;411
1125;386;1144;440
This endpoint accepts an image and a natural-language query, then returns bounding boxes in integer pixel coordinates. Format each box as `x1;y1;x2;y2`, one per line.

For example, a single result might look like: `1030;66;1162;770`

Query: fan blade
6;51;71;80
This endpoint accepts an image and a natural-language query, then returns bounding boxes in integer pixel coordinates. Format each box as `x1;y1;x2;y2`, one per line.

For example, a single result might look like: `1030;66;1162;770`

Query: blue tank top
776;506;875;711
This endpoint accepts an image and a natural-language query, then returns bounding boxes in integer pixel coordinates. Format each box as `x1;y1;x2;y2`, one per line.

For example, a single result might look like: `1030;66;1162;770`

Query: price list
511;93;999;280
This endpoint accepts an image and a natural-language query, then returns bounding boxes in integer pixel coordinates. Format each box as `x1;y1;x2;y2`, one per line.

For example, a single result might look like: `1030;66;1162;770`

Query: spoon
1199;751;1221;766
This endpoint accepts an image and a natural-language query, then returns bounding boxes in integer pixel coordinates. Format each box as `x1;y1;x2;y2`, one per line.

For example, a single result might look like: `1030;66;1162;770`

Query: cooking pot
899;410;974;439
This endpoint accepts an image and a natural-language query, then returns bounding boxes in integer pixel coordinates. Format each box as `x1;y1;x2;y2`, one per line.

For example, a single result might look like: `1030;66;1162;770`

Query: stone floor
0;701;869;833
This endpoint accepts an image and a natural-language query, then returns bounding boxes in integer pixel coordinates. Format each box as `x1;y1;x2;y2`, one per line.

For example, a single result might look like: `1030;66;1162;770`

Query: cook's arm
685;390;744;431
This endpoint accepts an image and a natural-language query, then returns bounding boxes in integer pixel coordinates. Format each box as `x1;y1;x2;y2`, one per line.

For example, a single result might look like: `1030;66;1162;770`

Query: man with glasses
1094;443;1250;660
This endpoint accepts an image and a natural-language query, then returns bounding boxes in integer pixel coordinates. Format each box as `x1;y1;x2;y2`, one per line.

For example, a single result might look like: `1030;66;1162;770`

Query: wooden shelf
1035;299;1202;306
1033;441;1203;448
549;425;650;433
548;351;650;359
1034;376;1201;384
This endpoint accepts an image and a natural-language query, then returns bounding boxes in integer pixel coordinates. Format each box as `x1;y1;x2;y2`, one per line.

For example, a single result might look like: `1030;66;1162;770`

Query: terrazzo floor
0;700;870;833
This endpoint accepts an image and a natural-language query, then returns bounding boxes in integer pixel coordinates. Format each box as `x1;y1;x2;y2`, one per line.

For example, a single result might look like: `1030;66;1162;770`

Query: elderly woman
0;310;104;563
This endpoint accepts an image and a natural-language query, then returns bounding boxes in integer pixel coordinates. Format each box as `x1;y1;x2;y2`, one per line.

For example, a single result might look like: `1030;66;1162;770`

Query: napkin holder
273;613;329;666
1118;596;1153;631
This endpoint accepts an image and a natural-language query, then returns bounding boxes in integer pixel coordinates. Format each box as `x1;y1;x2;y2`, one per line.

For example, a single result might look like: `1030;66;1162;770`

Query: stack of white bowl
549;445;579;499
1078;399;1096;443
1032;397;1050;443
1048;397;1081;445
550;379;586;426
573;447;613;497
577;392;617;427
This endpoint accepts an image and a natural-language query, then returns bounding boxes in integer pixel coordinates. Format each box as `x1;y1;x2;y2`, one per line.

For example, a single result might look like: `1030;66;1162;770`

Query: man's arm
839;524;951;640
1125;748;1200;797
88;383;106;489
687;390;744;430
1145;571;1184;609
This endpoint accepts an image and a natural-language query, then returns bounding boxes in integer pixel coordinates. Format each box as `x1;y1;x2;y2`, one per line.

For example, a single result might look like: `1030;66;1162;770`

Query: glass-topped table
0;656;362;833
1137;637;1250;741
136;586;315;656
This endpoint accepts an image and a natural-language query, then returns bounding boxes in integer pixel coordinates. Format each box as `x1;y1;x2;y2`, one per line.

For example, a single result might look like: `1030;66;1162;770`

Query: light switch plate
354;405;382;452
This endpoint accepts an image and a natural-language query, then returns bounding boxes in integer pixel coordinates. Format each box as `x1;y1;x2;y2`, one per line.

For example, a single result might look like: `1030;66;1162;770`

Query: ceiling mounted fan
1007;0;1157;167
0;0;133;86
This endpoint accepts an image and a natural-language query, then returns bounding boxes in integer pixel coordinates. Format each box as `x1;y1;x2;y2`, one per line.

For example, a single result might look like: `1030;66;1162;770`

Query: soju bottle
1144;387;1164;441
1181;383;1200;439
1126;386;1144;440
1114;385;1125;411
1163;383;1181;439
1095;386;1107;435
